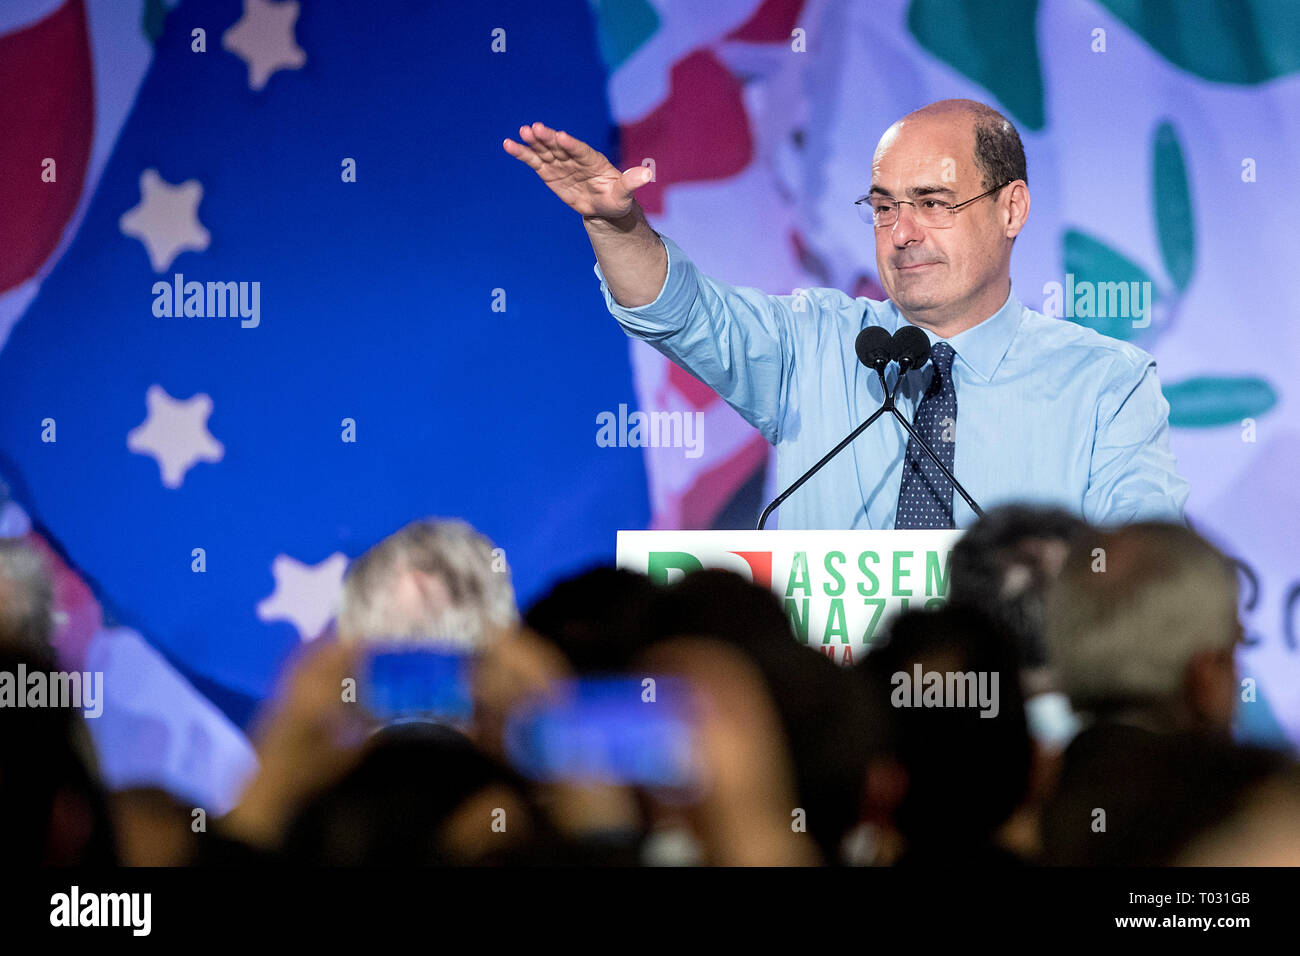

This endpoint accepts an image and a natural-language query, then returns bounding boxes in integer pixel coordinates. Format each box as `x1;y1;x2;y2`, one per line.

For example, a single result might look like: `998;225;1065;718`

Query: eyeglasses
854;181;1011;228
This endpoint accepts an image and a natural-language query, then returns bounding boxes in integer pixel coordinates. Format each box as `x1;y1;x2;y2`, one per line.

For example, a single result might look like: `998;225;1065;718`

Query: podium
617;530;964;664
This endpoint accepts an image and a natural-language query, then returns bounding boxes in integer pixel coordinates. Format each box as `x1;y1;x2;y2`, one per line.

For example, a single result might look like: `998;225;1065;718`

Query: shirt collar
889;289;1023;383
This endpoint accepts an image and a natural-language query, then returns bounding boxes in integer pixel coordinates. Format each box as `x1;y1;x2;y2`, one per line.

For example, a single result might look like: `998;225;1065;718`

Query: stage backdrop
0;0;1296;809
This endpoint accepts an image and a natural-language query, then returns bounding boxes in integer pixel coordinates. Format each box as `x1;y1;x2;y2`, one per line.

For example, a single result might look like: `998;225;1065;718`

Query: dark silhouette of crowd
2;508;1296;867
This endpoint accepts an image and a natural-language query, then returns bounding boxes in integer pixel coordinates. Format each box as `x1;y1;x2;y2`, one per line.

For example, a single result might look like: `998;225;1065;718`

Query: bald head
876;99;1027;191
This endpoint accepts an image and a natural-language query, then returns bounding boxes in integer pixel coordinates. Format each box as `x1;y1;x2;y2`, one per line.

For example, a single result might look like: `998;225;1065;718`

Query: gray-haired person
337;518;517;650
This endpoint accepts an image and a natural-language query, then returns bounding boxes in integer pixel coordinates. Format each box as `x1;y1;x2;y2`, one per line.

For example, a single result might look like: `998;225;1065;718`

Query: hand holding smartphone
502;677;699;789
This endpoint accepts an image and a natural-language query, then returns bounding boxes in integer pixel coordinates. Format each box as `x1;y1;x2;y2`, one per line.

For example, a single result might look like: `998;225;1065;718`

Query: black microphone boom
757;325;895;530
756;322;985;530
756;404;892;530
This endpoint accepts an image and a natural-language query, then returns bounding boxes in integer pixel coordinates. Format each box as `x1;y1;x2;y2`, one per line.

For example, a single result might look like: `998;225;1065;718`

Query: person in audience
1041;728;1298;865
208;519;531;858
1175;762;1300;865
207;634;562;865
216;568;649;865
948;503;1087;696
110;787;199;866
523;566;661;672
857;604;1033;865
281;721;548;865
508;569;660;860
0;646;119;865
1040;521;1249;864
337;517;518;651
0;538;55;655
947;504;1090;859
634;636;821;866
1044;521;1242;737
649;570;882;864
211;638;371;858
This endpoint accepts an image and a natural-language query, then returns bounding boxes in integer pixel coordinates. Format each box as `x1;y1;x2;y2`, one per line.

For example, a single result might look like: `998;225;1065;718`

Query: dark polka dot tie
894;341;957;529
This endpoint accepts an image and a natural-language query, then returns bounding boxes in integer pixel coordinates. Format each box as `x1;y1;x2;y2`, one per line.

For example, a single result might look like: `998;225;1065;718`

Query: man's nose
890;202;926;247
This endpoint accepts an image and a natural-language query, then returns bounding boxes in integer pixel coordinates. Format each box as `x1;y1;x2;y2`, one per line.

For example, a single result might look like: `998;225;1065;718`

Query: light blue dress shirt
594;234;1190;530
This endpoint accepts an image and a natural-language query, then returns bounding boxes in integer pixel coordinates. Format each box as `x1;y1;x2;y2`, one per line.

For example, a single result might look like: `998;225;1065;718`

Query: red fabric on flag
0;0;94;294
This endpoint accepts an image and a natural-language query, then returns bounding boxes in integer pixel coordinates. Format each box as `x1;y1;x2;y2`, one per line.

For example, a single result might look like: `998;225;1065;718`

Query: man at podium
504;99;1189;530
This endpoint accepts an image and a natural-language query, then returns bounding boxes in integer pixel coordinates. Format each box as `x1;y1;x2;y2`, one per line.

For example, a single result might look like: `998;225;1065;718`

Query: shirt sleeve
1083;354;1191;525
593;232;810;445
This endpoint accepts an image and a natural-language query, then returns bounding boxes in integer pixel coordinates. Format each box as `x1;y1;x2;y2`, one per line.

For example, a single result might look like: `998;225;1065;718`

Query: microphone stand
757;366;892;530
756;363;985;529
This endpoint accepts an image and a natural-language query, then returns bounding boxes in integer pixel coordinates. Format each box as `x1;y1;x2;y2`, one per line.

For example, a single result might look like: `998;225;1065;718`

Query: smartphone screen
502;677;697;788
361;646;473;724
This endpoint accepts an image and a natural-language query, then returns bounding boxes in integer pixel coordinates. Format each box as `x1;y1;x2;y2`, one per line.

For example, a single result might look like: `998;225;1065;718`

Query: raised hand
503;121;652;221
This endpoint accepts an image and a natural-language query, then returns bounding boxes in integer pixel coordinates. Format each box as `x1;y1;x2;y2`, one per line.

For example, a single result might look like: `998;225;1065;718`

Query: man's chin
890;290;944;313
885;273;944;306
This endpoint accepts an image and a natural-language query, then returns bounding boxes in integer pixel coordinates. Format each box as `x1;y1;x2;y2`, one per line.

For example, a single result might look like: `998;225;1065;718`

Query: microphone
855;325;893;373
757;325;897;530
891;324;931;374
888;326;984;520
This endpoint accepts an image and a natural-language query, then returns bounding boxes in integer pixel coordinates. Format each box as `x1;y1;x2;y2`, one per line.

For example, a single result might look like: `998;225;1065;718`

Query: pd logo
647;551;773;589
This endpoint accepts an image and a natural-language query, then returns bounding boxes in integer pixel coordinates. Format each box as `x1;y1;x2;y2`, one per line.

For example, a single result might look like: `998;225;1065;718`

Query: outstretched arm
503;121;667;308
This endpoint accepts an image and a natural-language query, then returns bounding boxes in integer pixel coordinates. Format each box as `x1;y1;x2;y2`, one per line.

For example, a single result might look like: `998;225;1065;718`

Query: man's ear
1003;181;1029;240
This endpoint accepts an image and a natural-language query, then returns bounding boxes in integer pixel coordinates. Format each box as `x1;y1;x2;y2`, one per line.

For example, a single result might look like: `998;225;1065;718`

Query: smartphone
502;677;697;788
361;646;473;725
